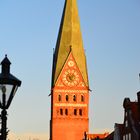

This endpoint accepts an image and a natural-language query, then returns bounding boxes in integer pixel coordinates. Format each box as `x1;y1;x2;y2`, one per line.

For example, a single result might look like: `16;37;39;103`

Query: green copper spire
52;0;89;87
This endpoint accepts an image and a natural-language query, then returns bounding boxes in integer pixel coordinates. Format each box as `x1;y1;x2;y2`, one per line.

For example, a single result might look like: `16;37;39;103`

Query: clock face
62;69;80;87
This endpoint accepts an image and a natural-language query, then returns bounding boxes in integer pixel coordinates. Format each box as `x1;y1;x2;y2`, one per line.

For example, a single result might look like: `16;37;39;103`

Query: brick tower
50;0;89;140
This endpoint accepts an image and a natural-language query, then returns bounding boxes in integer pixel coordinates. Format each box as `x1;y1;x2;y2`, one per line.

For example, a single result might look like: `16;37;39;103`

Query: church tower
50;0;89;140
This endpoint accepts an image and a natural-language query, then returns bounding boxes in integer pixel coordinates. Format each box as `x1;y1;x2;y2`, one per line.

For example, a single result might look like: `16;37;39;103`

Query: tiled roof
87;132;109;139
104;132;114;140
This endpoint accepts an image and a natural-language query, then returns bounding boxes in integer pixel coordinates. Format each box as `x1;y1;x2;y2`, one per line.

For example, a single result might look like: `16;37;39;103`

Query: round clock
62;69;80;87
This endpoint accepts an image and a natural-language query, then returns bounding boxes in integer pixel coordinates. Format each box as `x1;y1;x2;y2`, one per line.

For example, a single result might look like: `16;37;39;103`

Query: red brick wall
52;118;88;140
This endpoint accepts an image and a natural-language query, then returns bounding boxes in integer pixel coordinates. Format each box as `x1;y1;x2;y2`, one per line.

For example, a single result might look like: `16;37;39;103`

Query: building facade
50;0;89;140
114;92;140;140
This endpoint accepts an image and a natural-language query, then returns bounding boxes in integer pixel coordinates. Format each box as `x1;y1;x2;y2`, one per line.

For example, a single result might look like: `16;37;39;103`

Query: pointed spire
1;55;11;75
52;0;89;86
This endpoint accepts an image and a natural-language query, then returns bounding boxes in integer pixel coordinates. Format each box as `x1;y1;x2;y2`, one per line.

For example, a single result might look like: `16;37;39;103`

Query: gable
55;52;87;89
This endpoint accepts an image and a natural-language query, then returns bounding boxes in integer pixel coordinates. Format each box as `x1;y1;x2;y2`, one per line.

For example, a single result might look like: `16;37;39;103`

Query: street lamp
0;55;21;140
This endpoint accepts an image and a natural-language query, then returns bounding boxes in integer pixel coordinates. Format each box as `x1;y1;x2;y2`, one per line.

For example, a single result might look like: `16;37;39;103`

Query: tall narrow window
129;133;131;140
79;109;82;116
60;109;63;115
73;95;76;102
126;134;128;140
66;94;69;102
123;135;125;140
74;109;77;115
65;109;68;115
125;112;127;117
81;95;84;102
125;120;128;127
58;94;61;102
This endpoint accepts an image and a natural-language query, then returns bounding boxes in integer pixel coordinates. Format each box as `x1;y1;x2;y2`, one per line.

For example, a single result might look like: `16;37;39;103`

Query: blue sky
0;0;140;139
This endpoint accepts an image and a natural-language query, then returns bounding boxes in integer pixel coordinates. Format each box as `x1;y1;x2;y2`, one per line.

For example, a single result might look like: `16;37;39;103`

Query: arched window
58;94;61;102
65;109;68;115
66;94;69;102
79;109;82;116
60;109;63;115
81;95;84;102
74;109;77;115
73;95;76;102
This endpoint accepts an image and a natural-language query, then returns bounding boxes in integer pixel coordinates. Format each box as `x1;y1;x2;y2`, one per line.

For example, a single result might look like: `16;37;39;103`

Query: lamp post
0;55;21;140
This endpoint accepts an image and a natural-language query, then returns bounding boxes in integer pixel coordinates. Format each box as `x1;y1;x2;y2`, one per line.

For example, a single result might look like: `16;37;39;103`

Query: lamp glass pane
0;84;13;106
